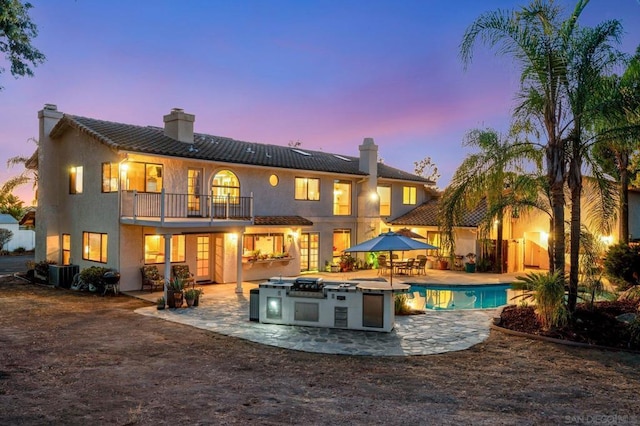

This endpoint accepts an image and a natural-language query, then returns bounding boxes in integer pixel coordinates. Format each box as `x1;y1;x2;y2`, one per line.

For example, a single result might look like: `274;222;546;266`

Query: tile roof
50;115;431;183
388;198;486;227
253;216;313;226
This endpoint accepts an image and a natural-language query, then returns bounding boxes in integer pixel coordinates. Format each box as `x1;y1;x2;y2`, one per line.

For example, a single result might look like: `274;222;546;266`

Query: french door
196;236;210;281
300;233;319;272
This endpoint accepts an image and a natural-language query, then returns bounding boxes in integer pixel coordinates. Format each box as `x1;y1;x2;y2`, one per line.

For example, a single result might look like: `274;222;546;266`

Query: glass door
187;168;202;217
300;233;319;272
196;236;210;281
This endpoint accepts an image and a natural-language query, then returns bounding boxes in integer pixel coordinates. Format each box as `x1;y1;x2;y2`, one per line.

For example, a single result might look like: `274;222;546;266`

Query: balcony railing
121;190;253;223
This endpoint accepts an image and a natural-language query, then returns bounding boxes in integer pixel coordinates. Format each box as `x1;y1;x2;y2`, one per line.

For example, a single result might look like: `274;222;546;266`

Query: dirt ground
2;276;640;425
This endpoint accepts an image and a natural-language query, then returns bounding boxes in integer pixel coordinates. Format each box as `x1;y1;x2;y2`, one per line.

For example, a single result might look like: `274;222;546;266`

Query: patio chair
413;257;427;275
397;258;415;276
377;255;389;276
172;264;196;289
140;265;164;292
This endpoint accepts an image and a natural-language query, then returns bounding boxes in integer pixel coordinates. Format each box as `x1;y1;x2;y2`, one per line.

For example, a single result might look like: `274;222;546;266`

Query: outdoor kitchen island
257;277;409;332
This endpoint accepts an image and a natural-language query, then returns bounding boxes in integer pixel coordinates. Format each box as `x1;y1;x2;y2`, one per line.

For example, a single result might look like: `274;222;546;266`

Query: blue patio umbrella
344;231;438;286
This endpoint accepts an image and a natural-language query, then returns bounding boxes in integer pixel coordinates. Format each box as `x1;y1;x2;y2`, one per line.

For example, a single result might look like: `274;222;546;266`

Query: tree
413;157;440;187
0;190;25;220
0;228;13;251
6;137;38;203
563;11;625;312
0;0;46;90
461;0;632;313
439;128;541;273
592;47;640;244
461;0;572;277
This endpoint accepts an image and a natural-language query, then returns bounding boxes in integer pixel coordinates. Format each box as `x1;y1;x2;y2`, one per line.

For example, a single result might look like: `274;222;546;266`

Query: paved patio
131;268;522;356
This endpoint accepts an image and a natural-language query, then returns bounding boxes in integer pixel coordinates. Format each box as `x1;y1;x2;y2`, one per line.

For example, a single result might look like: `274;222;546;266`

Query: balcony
120;190;253;228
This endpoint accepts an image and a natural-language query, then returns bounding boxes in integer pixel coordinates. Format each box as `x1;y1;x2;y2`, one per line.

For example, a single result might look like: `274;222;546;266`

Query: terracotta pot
437;260;449;270
173;291;184;308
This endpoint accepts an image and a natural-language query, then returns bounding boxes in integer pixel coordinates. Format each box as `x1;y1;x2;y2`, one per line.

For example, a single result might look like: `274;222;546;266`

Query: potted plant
166;277;184;308
465;253;477;273
435;252;448;270
339;254;356;272
156;296;166;310
193;288;203;307
184;288;198;307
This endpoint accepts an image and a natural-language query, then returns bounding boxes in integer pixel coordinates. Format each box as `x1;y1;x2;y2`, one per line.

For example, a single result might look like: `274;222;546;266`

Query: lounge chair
172;264;195;289
140;265;164;292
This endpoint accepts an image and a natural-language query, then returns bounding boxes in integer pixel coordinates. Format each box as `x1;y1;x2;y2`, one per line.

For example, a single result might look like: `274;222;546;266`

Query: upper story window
122;162;163;193
403;186;417;205
295;177;319;201
212;170;240;203
83;231;108;263
377;186;391;216
333;180;351;215
69;166;83;194
102;163;119;192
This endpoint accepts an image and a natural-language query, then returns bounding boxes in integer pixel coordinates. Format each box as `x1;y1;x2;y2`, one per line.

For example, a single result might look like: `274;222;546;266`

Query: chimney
163;108;195;143
359;137;378;175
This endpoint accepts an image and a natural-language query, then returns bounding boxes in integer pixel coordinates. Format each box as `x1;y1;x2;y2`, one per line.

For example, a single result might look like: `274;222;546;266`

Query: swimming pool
407;283;512;310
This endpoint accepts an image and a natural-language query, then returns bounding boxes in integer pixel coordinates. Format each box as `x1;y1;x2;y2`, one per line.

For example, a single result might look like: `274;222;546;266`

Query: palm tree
461;0;574;276
591;47;640;244
439;129;541;273
563;16;625;312
6;138;39;204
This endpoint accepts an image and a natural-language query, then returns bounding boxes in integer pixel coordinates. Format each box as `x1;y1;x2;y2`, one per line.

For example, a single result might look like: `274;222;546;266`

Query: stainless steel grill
288;278;325;298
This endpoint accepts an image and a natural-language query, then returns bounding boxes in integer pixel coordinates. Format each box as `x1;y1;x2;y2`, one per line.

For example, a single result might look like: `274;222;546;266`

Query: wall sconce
369;191;379;201
229;233;238;242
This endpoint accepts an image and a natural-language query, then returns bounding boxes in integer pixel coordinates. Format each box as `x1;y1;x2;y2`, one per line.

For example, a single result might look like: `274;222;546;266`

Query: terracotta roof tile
253;216;313;226
388;198;486;227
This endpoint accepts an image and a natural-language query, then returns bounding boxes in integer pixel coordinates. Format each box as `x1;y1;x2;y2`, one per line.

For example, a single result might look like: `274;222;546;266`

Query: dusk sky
1;0;639;204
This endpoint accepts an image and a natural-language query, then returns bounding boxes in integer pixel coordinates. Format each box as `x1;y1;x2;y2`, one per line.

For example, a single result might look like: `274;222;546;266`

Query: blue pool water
407;284;512;310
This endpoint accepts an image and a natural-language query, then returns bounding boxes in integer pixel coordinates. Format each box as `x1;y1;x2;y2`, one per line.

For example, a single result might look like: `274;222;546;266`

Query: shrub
79;266;110;291
34;260;56;279
628;317;640;349
512;271;568;330
603;243;640;291
394;294;412;315
13;247;26;254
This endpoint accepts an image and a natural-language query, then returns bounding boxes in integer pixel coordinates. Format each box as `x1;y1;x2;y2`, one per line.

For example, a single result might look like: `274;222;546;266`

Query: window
212;170;240;203
426;231;442;256
144;235;186;264
102;163;119;192
243;234;285;256
333;229;351;260
378;186;391;216
82;232;108;263
403;186;417;205
62;234;71;265
69;166;83;194
295;177;320;200
122;162;163;193
333;180;351;215
269;174;279;186
187;168;202;215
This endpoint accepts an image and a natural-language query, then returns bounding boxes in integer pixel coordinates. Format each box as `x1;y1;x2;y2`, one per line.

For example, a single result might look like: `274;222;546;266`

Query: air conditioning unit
49;265;80;289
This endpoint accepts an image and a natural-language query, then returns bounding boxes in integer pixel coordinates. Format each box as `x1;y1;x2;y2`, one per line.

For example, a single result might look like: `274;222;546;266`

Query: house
0;213;35;252
35;104;434;292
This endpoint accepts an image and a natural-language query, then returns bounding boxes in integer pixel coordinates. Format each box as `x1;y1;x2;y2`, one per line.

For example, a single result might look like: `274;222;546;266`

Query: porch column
163;234;172;302
236;232;243;294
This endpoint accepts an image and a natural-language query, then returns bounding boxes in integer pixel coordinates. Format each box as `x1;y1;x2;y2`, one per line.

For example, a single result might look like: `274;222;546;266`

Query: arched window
212;170;240;203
